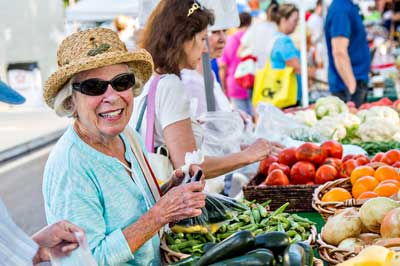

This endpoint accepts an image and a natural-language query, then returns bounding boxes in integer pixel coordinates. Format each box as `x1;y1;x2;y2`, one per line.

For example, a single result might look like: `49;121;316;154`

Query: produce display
287;96;400;145
257;140;367;186
165;200;315;257
319;197;400;265
170;229;315;266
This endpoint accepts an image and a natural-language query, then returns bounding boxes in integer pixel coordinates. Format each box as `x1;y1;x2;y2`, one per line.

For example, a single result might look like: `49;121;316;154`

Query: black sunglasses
72;73;135;96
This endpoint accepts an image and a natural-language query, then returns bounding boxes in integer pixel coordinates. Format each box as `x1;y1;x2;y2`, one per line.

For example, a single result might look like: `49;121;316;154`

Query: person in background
307;0;323;53
132;0;283;181
239;1;279;70
325;0;371;107
218;12;253;116
0;80;83;266
114;15;136;51
270;4;310;105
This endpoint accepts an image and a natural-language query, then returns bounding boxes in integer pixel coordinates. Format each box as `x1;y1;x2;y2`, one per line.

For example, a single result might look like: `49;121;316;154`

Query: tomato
342;154;355;162
393;99;400;111
264;169;290;186
354;154;370;165
268;162;290;176
295;143;326;165
259;155;278;176
321;140;343;159
393;161;400;168
371;152;385;163
324;157;344;176
278;147;297;166
347;101;356;108
382;150;400;165
315;165;338;184
290;161;316;184
343;159;359;177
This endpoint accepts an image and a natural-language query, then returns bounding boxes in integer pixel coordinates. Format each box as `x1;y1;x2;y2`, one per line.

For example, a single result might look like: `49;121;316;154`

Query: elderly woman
131;0;283;181
42;28;206;266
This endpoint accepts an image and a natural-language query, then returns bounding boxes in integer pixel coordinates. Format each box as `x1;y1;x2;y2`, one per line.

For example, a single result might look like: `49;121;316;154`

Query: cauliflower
315;96;349;119
336;113;361;129
312;116;347;141
356;117;400;142
357;106;400;125
291;109;318;127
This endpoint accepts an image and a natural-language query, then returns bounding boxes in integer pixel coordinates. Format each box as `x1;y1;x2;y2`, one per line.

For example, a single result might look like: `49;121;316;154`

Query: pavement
0;105;71;163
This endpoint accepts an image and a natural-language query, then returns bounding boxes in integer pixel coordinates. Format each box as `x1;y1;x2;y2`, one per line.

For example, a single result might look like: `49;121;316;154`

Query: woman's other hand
244;138;284;163
156;180;206;225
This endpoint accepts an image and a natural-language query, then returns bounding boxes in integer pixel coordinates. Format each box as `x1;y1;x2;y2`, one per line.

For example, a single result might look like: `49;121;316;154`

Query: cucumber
170;255;199;266
283;243;306;266
196;230;255;266
203;242;217;253
254;231;290;257
208;252;274;266
246;248;275;264
297;242;314;266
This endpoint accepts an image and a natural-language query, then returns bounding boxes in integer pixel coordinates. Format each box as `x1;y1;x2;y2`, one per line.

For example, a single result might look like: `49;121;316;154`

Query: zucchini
246;248;275;265
203;242;216;253
283;243;306;266
208;252;274;266
297;242;314;266
197;230;255;266
254;231;290;257
170;255;199;266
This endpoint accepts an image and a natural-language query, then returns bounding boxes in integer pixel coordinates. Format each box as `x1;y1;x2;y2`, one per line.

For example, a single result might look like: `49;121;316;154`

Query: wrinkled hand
156;179;206;225
32;220;84;262
162;164;205;193
244;138;285;163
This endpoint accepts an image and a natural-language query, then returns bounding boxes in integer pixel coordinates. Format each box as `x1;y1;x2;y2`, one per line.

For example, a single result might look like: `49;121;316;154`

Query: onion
381;208;400;238
359;197;400;233
358;233;381;245
337;238;365;252
321;207;362;246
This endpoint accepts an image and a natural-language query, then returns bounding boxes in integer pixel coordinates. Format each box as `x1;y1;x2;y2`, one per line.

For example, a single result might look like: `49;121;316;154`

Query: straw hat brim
44;49;153;108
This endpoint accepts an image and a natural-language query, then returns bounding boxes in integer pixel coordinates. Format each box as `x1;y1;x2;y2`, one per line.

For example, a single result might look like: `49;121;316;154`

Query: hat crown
57;28;127;67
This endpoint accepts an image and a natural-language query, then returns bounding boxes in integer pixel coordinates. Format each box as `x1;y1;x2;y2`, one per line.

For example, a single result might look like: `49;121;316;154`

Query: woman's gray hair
53;68;144;118
54;76;76;117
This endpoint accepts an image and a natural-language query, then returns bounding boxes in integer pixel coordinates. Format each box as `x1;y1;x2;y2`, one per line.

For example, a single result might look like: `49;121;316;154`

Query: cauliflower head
312;116;347;141
315;96;349;119
356;117;400;142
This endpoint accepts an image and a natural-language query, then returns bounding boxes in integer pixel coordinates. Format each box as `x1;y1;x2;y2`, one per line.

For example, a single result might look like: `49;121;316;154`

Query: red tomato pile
257;140;371;186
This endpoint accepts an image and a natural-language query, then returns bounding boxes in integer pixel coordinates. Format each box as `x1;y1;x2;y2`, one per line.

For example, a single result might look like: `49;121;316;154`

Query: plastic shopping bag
252;59;297;109
51;231;98;266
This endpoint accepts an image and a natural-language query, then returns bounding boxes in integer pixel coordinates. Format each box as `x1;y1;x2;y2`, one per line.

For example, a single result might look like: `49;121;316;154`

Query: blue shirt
0;199;38;266
325;0;371;92
211;58;221;84
270;33;302;102
43;126;161;266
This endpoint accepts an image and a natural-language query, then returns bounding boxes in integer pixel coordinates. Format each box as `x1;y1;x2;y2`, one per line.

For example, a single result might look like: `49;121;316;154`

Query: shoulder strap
135;97;147;132
145;75;161;153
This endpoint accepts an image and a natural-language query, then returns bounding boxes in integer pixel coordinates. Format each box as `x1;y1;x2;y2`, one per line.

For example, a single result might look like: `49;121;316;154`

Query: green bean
257;203;268;218
252;208;261;224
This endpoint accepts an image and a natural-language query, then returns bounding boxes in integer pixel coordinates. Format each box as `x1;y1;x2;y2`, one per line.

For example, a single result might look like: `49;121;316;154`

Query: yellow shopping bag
252;60;297;109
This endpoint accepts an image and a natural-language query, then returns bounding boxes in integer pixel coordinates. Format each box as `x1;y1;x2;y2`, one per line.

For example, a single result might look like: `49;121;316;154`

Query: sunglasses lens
112;73;135;92
80;79;108;96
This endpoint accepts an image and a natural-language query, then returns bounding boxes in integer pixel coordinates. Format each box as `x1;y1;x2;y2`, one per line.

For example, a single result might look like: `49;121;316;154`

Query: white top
181;69;232;118
307;13;324;44
240;21;278;69
130;74;203;148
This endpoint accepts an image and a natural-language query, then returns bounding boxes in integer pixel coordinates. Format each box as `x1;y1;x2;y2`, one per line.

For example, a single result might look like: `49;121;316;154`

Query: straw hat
43;27;153;108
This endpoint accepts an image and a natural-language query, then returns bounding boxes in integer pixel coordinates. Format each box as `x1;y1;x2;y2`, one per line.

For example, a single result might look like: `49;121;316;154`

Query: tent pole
299;3;309;107
203;37;216;111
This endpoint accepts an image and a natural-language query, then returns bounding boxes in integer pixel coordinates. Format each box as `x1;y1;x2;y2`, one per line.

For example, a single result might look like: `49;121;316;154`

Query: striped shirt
0;199;38;266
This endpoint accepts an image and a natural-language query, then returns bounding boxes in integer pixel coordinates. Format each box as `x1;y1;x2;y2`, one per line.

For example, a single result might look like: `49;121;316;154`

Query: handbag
135;75;174;184
234;54;257;89
252;56;297;109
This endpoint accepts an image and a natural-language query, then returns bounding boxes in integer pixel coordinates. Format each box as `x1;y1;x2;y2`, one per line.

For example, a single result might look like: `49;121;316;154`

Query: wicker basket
161;225;318;264
243;173;318;212
312;177;369;221
317;233;359;265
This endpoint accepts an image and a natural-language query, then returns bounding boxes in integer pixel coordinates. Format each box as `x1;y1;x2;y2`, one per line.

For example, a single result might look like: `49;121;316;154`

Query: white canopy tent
65;0;141;22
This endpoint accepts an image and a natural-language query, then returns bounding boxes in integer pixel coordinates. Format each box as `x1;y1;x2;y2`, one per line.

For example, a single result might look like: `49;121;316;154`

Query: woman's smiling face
72;64;134;139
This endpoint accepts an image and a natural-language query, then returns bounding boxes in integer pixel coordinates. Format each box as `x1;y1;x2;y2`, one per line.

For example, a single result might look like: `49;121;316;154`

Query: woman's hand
243;138;284;163
155;179;206;225
161;164;204;193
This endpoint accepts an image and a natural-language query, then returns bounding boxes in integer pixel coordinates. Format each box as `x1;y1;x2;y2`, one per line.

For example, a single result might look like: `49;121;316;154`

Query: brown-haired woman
130;0;283;181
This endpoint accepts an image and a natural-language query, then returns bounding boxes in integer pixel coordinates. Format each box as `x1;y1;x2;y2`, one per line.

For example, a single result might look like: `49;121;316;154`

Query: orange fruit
350;165;375;185
374;165;400;182
352;176;379;199
322;188;352;202
373;183;399;197
380;179;400;187
357;191;379;200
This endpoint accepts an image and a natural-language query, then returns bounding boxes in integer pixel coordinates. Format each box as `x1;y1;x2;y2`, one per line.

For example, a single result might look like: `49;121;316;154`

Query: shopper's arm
331;36;356;94
285;57;301;74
